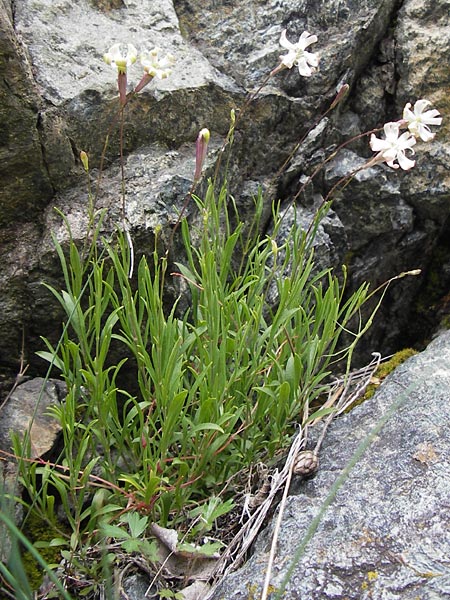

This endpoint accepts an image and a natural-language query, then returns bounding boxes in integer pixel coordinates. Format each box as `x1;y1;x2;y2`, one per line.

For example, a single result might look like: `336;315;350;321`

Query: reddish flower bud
330;83;350;109
194;128;210;182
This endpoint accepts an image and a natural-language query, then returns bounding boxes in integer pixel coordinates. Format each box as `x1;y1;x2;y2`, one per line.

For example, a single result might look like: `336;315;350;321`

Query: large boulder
0;0;449;379
208;328;450;600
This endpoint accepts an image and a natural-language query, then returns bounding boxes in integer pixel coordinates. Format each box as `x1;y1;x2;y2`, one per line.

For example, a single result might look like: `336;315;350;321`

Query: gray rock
0;458;24;564
0;2;53;227
325;149;414;252
1;0;449;381
13;0;241;169
121;573;156;599
264;197;347;310
0;377;64;457
0;376;65;563
395;0;450;221
208;330;450;599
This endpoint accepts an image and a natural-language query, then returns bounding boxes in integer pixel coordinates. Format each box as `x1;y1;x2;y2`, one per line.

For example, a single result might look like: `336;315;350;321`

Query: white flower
403;99;442;142
134;49;176;94
279;29;319;77
140;48;176;79
103;43;138;74
370;121;417;170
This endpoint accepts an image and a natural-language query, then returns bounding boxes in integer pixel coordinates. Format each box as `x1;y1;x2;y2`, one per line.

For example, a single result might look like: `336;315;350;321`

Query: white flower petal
103;43;137;73
278;29;319;76
280;50;296;68
297;58;313;77
369;133;388;152
397;152;415;170
403;103;415;121
420;109;442;125
370;121;417;170
403;98;442;141
397;131;417;149
299;31;318;49
413;99;431;114
304;50;319;67
386;158;399;169
140;48;175;79
279;30;294;50
417;125;435;142
382;148;400;162
383;121;401;142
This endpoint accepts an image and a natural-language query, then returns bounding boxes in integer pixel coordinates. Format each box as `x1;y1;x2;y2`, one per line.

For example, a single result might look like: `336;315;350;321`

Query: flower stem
213;69;278;182
280;126;384;227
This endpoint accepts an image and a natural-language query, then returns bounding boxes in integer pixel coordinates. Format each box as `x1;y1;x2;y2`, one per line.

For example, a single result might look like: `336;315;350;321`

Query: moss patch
21;510;64;590
346;348;418;412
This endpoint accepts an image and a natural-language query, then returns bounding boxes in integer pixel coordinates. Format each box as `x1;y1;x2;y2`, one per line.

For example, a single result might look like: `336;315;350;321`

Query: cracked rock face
208;329;450;600
0;0;449;379
0;1;53;228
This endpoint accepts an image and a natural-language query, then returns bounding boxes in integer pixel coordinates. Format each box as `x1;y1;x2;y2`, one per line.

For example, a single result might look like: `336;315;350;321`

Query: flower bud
330;83;350;109
271;238;278;258
80;150;89;172
194;128;210;182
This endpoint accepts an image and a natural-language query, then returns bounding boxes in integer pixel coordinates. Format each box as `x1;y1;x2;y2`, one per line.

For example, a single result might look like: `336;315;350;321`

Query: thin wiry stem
279;126;383;227
213;68;281;183
0;328;28;413
271;84;350;187
117;102;135;278
94;90;137;204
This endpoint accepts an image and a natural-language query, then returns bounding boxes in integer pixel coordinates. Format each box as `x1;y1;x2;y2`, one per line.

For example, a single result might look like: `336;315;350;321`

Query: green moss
440;314;450;329
246;584;259;600
87;0;125;10
346;348;418;411
19;551;43;590
21;510;64;590
372;348;417;379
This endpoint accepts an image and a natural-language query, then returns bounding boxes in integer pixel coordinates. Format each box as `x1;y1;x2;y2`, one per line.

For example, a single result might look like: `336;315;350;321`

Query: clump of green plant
12;177;392;595
5;27;442;599
33;182;373;507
